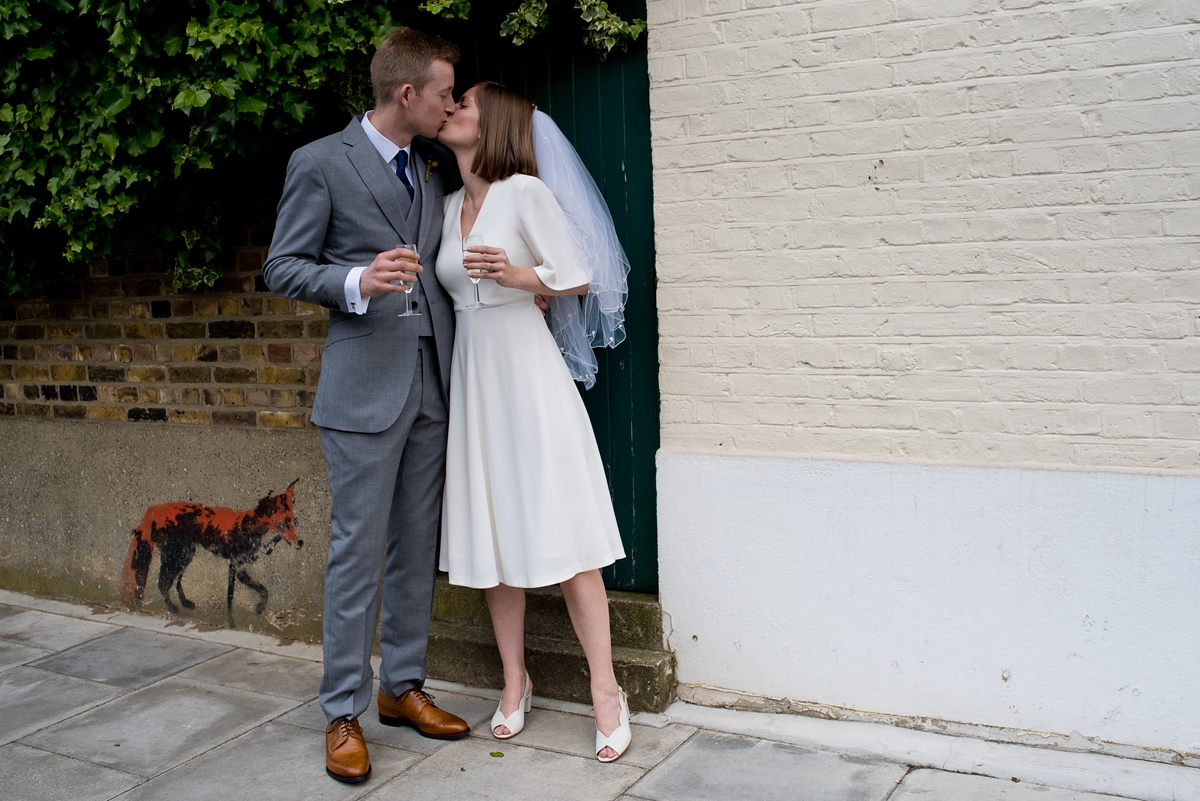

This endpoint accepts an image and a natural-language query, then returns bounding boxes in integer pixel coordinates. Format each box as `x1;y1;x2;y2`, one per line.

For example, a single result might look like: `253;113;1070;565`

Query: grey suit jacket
264;118;455;434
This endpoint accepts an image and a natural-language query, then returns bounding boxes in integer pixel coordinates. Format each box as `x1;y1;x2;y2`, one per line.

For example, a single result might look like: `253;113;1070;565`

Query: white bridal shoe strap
492;674;533;736
595;688;631;760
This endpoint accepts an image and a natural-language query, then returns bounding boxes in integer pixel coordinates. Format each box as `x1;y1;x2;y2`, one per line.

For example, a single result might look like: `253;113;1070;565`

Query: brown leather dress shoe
325;716;371;783
378;688;470;740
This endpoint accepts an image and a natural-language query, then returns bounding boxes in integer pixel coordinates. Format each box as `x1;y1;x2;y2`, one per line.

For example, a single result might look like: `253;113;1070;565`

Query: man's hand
361;247;421;299
533;294;550;315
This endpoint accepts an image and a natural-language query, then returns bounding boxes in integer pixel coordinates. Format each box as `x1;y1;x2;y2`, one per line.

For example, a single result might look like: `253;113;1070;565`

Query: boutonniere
425;160;438;182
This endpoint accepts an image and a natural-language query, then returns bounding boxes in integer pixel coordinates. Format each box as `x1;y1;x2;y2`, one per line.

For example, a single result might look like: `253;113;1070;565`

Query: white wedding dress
436;174;626;588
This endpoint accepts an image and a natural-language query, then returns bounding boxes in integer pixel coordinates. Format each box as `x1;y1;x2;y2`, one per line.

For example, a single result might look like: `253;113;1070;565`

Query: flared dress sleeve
516;177;591;292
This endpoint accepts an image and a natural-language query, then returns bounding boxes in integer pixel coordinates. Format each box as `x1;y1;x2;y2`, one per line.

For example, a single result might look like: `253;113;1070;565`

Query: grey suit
264;117;454;722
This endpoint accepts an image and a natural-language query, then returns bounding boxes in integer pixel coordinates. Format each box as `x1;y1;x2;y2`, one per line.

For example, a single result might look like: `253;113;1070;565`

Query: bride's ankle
590;683;619;704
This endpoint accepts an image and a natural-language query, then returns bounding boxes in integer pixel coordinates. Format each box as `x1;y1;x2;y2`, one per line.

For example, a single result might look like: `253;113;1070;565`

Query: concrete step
431;577;667;652
426;578;676;713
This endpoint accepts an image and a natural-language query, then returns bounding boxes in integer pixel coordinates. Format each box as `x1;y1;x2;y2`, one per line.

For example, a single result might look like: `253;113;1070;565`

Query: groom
263;28;467;783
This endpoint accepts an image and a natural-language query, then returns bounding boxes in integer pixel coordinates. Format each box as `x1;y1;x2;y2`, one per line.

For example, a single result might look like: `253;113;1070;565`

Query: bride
435;81;632;763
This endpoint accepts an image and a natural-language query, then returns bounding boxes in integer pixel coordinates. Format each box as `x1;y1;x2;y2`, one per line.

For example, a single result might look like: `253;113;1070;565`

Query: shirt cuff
344;267;370;315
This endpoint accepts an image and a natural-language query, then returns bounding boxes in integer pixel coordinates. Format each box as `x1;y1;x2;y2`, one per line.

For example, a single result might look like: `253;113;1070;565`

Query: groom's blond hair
371;28;461;106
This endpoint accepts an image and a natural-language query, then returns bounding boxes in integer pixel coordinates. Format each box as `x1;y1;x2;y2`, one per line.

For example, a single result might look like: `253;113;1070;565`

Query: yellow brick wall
0;249;325;428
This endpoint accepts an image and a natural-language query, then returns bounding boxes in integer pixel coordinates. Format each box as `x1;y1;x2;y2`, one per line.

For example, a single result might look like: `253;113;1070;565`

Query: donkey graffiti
121;482;303;627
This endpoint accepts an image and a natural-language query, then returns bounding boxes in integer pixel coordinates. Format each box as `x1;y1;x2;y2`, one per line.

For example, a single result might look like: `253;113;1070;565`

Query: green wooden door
428;2;659;592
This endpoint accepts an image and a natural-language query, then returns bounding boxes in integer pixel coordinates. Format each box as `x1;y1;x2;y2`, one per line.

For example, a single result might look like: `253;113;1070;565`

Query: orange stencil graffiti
121;481;303;627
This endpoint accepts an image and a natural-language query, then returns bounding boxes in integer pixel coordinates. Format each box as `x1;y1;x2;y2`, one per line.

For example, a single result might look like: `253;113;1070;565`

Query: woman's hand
463;245;530;290
463;246;589;297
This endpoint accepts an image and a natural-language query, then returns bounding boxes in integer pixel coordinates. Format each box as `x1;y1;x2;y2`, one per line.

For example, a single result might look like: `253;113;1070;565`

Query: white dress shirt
344;111;415;315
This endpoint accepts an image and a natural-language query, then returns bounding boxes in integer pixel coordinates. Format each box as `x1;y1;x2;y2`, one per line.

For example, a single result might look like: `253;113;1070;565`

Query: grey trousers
317;339;447;723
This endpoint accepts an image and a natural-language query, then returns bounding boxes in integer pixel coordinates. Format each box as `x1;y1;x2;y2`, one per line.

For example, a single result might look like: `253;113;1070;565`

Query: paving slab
0;610;118;652
178;647;324;701
111;721;422;801
891;769;1141;800
0;639;50;672
470;706;697;769
21;675;299;777
30;628;230;689
0;603;21;620
628;730;908;801
665;703;1198;801
0;666;126;746
279;689;497;756
0;742;141;801
361;736;644;801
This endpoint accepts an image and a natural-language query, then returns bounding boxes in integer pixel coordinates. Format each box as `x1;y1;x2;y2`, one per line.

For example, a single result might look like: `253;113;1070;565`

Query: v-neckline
459;183;493;239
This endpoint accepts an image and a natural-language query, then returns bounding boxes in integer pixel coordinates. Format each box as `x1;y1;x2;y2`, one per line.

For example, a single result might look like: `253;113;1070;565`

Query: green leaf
96;132;119;159
7;197;34;219
163;34;183;56
285;100;311;122
102;86;133;119
234;60;259;81
489;752;504;758
174;87;213;110
26;45;55;60
213;77;240;99
236;96;268;114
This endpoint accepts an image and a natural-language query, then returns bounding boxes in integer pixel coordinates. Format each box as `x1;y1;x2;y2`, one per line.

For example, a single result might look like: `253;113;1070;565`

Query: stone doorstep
431;576;667;652
428;577;677;714
427;620;676;714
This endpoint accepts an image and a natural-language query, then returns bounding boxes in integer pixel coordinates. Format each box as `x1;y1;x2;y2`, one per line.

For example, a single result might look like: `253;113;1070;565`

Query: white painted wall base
657;450;1200;755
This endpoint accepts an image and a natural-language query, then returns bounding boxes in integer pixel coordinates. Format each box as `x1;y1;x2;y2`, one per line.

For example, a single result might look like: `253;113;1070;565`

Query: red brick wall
0;246;327;427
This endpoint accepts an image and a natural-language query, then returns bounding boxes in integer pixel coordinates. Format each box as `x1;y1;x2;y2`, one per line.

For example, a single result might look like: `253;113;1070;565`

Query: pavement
0;589;1195;801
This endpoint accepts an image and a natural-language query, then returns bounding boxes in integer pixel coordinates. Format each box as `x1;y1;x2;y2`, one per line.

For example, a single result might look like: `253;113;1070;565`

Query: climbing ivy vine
0;0;645;297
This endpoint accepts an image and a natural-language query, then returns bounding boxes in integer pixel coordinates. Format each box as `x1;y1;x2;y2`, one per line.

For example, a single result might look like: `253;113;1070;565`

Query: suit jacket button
412;300;419;311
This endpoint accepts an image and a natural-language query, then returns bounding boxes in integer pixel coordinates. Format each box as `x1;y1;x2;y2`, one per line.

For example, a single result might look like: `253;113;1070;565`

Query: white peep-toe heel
491;674;533;740
595;687;631;763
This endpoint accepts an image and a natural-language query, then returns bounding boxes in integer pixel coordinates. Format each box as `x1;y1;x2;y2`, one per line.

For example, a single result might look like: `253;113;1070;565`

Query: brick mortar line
650;139;1200;171
649;27;1200;60
648;6;1200;42
653;209;1200;222
653;190;1200;204
650;124;1200;156
653;107;1200;140
654;443;1200;476
654;236;1200;248
661;429;1200;444
647;59;1200;96
650;0;1195;25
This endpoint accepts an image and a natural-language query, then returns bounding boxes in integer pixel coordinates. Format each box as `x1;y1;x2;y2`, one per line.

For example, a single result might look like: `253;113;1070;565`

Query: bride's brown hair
471;82;538;182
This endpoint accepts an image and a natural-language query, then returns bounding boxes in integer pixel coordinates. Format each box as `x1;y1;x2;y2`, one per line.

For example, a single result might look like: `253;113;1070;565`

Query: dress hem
439;553;624;590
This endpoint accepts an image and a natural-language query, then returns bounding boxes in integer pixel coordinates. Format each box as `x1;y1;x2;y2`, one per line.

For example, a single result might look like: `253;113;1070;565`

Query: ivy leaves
424;0;646;58
0;0;398;294
0;0;646;297
575;0;646;55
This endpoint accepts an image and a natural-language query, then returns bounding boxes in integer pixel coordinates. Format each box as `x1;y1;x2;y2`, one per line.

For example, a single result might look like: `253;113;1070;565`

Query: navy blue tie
395;149;414;201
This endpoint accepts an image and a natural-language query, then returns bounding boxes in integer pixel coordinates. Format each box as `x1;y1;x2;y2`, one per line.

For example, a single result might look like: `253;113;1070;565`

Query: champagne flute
396;243;421;317
462;234;488;310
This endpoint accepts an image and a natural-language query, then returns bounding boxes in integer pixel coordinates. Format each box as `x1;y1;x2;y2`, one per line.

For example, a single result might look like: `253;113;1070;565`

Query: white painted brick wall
648;0;1200;472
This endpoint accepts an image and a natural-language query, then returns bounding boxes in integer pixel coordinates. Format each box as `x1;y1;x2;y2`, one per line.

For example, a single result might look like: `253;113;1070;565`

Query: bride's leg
485;583;528;736
559;569;623;758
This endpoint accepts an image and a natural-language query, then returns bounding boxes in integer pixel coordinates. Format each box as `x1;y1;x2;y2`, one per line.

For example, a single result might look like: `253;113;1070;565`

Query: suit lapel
408;149;424;235
343;119;418;245
412;148;437;251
